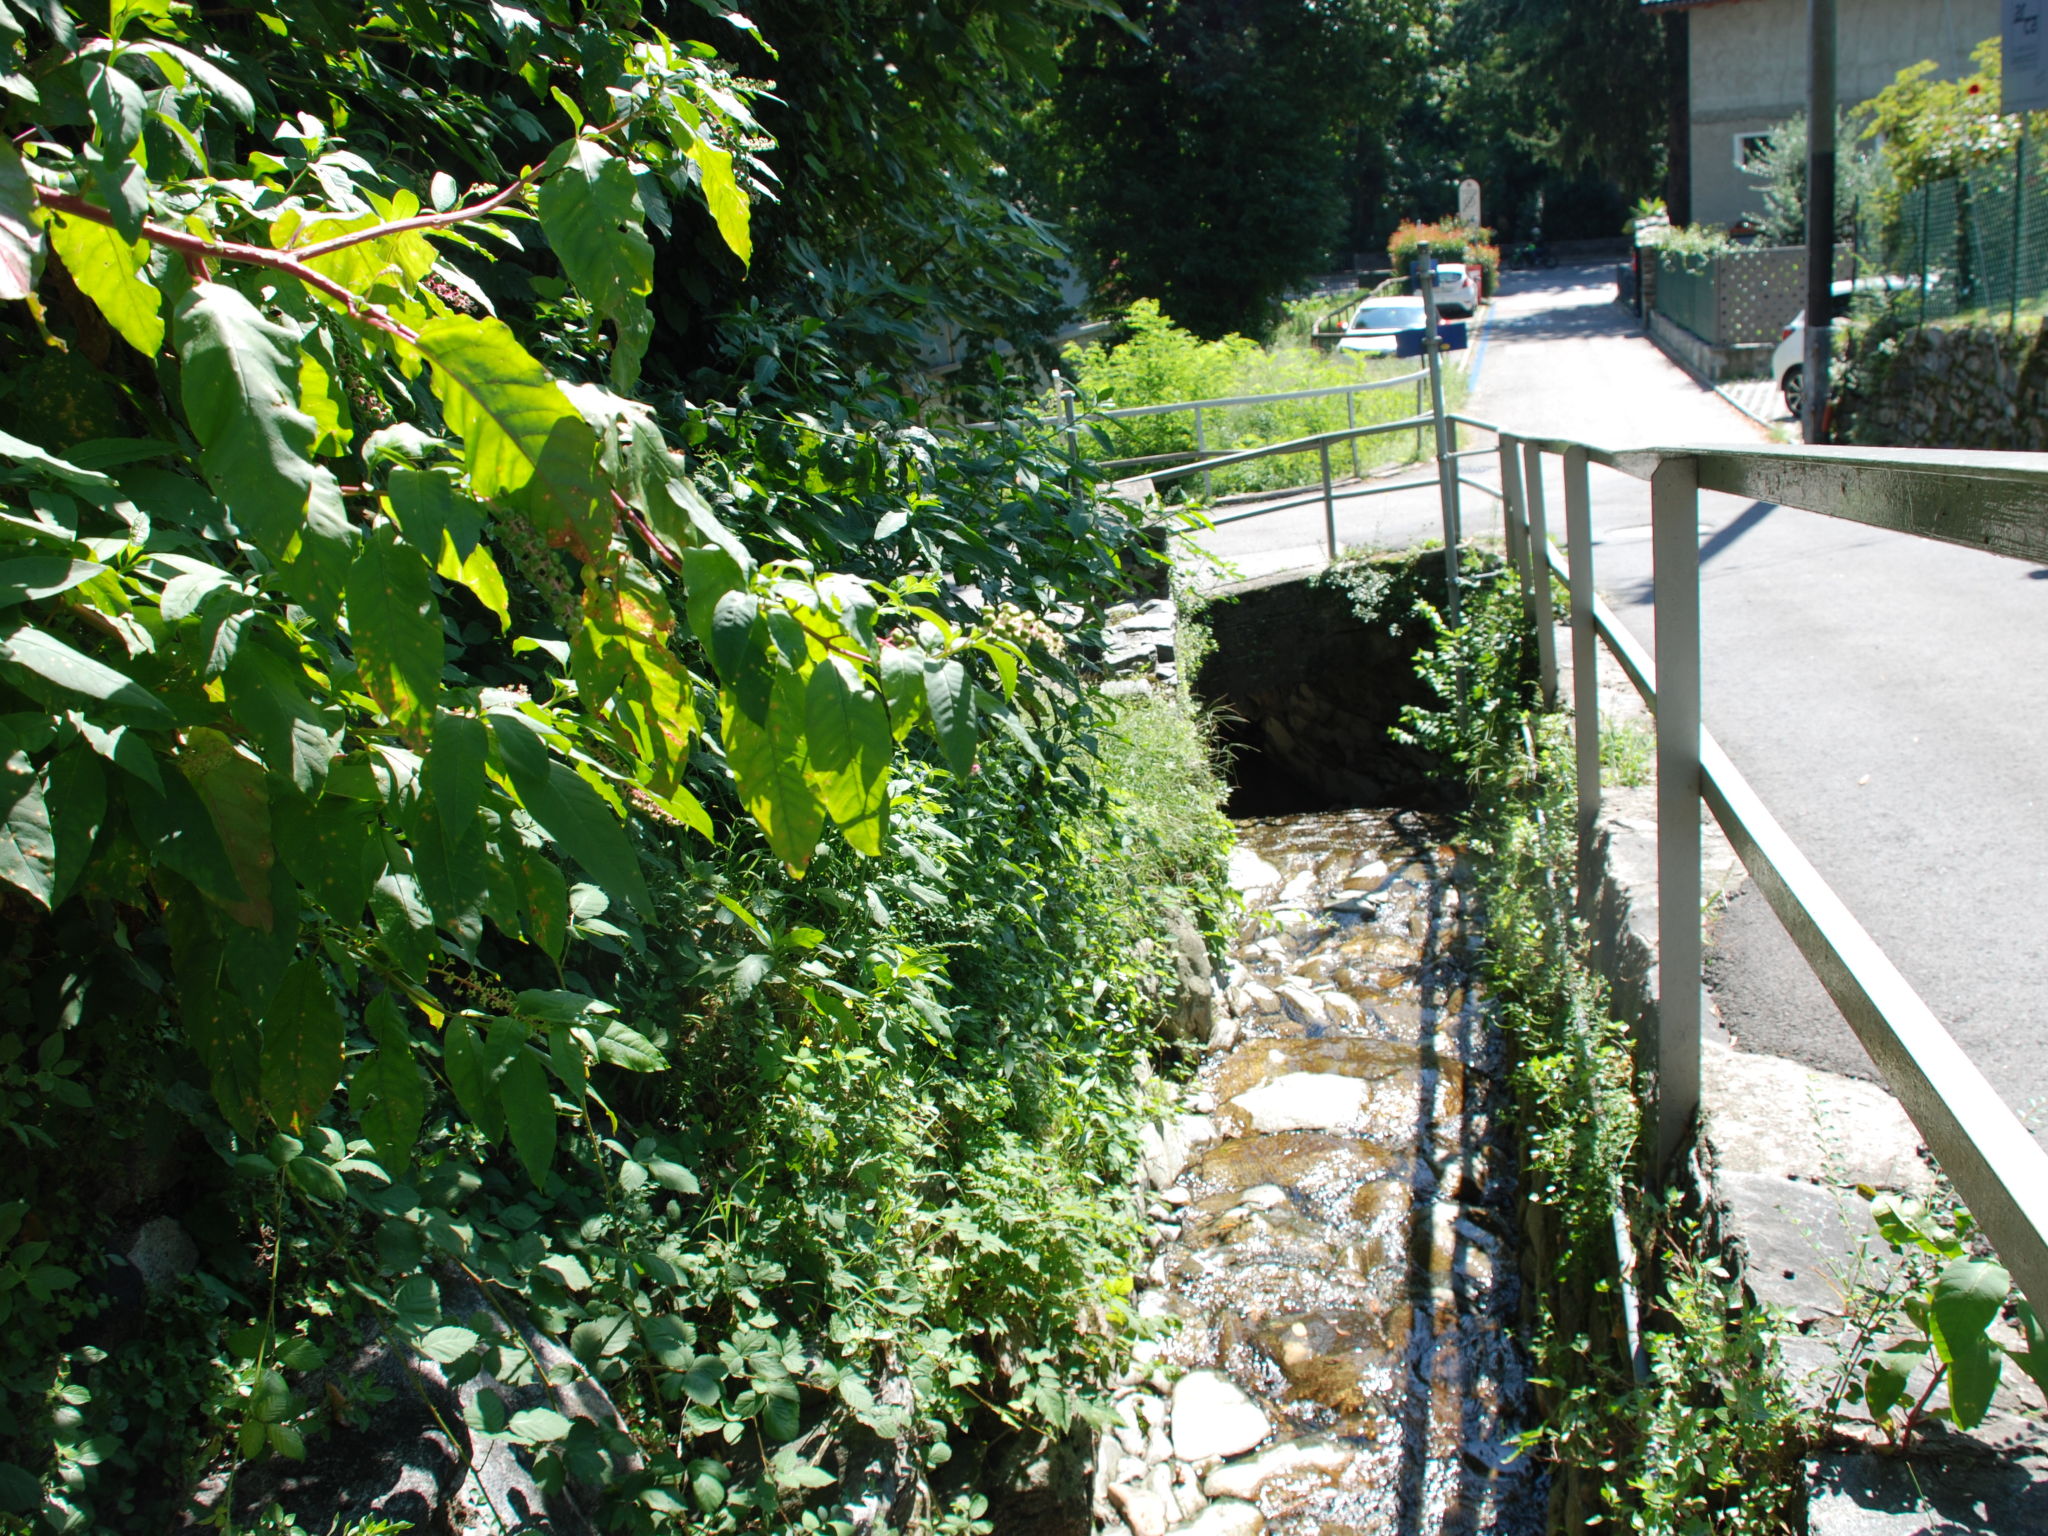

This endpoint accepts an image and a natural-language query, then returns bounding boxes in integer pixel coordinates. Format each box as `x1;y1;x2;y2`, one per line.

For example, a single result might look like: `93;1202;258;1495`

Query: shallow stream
1103;809;1539;1536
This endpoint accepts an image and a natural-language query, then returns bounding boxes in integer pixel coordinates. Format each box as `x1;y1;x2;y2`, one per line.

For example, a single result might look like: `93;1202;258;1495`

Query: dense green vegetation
0;2;1237;1531
1400;572;1806;1532
1061;300;1451;499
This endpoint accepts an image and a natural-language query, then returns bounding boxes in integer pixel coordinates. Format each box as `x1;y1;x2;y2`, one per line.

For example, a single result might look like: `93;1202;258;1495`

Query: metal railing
1488;431;2048;1322
1068;348;2048;1321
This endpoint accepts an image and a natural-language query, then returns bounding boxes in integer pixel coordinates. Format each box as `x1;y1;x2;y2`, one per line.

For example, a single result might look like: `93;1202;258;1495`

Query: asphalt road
1190;263;2048;1144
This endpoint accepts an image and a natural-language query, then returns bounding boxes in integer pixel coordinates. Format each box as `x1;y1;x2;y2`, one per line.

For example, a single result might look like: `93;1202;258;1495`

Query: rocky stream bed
1096;809;1540;1536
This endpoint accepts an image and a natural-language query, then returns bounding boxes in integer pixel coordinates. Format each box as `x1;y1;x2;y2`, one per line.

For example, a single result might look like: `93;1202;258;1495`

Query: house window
1734;132;1774;172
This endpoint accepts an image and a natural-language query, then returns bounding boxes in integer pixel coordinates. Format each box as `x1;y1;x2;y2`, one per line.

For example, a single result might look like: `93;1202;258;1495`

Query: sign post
1417;242;1462;623
1457;178;1481;230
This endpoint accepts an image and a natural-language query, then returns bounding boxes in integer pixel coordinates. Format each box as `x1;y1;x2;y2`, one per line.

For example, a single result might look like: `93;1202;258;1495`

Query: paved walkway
1183;263;2048;1150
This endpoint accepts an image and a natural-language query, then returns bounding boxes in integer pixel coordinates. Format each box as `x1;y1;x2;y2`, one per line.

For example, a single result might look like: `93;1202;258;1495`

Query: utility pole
1803;0;1836;443
1417;241;1461;623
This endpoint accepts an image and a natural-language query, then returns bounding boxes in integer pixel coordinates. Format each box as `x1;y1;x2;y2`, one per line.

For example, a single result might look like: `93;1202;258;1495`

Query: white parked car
1773;275;1917;415
1337;296;1427;355
1427;261;1481;317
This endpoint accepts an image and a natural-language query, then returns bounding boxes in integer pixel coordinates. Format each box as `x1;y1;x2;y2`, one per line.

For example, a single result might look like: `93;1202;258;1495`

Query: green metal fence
1887;154;2048;328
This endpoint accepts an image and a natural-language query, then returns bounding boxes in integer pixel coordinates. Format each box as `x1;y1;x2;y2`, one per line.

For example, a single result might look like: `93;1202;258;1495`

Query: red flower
1969;83;1982;95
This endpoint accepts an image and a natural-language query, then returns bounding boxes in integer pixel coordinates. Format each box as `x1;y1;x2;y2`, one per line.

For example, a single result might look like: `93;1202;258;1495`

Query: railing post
1319;441;1337;564
1194;404;1212;497
1414;376;1424;460
1055;370;1077;461
1497;434;1527;583
1346;388;1360;479
1563;445;1600;904
1650;454;1702;1175
1520;441;1560;708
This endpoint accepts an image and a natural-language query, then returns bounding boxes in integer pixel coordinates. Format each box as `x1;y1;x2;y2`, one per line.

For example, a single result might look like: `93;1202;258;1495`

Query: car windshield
1351;303;1421;331
1434;265;1468;281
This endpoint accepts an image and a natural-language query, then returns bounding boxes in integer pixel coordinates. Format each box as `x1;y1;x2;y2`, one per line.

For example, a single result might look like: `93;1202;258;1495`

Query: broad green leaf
223;637;343;796
425;712;489;845
571;1313;634;1364
43;746;105;908
0;558;107;607
498;1033;555;1183
721;664;824;874
128;764;244;905
355;992;424;1171
442;1016;506;1142
259;959;344;1132
173;284;318;563
803;657;890;855
47;212;162;357
879;645;926;740
688;141;752;267
415;1326;479;1364
297;347;350;456
537;142;654;388
385;466;454;553
1864;1339;1926;1420
436;531;510;631
272;793;377;920
179;727;276;929
922;656;974;776
759;1378;800;1442
128;39;255;122
507;1407;571;1444
490;713;650;915
521;413;612;560
1931;1258;2010;1428
412;315;578;500
589;1017;664;1072
512;841;568;961
0;142;34;302
289;208;438;302
347;525;442;735
2005;1301;2048;1395
87;58;144;155
0;620;169;720
370;860;436;978
0;430;115;488
0;730;53;905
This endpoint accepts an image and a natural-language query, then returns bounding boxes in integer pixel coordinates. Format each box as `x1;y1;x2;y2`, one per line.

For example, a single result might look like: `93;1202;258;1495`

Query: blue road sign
1393;323;1467;358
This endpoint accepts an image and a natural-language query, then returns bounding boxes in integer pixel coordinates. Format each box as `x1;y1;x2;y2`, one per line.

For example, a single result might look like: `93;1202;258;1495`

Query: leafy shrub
1062;301;1443;499
1402;570;1806;1532
0;3;1231;1530
1387;220;1501;298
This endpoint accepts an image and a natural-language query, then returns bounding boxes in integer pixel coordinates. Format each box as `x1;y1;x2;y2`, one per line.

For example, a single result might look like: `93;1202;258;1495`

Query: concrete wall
1688;0;1999;227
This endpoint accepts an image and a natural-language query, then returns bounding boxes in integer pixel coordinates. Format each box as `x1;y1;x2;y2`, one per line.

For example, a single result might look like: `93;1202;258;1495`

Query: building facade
1653;0;1999;227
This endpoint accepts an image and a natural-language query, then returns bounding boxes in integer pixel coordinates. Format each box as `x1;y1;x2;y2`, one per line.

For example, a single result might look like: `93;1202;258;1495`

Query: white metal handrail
1493;431;2048;1323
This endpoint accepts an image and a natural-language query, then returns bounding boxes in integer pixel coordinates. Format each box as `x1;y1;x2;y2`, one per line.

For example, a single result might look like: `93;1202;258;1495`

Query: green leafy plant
1822;1189;2048;1445
0;1;1236;1529
1404;568;1806;1532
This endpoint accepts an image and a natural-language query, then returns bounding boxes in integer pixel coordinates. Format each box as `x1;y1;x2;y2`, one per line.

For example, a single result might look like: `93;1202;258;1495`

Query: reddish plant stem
35;187;422;346
284;115;635;263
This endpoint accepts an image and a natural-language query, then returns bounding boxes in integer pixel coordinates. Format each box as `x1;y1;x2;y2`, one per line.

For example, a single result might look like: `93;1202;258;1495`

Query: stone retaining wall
1839;317;2048;449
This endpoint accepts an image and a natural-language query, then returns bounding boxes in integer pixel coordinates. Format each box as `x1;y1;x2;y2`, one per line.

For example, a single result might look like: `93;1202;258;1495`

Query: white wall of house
1688;0;1999;226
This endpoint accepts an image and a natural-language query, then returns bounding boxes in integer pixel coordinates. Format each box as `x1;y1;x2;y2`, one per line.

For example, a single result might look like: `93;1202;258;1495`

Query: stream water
1105;808;1540;1536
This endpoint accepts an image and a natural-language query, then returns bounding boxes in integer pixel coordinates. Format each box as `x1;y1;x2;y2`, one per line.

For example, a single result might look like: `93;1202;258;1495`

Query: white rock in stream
1230;1072;1371;1133
1236;1184;1287;1210
1203;1438;1355;1501
1170;1498;1265;1536
1227;849;1282;894
1170;1372;1272;1463
1110;1483;1170;1536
